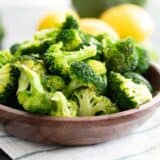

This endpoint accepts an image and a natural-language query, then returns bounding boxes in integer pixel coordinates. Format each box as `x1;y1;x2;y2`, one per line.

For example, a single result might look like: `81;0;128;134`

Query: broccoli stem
66;46;97;63
17;71;29;93
17;65;44;93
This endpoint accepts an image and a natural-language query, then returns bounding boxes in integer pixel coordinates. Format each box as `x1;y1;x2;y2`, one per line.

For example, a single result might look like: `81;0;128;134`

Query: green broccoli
17;64;77;116
13;39;53;57
56;29;82;51
0;50;14;68
44;45;97;76
47;41;63;53
134;45;150;74
62;15;79;30
55;15;82;51
104;38;138;73
66;61;107;96
34;28;60;41
42;75;65;92
108;72;152;111
17;65;54;114
86;59;106;75
11;29;60;56
94;33;118;60
0;64;19;105
15;55;46;76
96;33;117;44
79;32;103;60
50;91;78;117
10;43;21;54
124;72;152;92
72;88;118;116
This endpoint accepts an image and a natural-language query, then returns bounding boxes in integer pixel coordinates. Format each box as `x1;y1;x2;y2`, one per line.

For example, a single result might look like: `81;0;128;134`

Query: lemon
37;10;79;30
80;18;119;40
100;4;154;42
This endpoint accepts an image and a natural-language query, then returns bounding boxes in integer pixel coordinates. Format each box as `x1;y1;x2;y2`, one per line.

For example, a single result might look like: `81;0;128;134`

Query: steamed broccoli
96;33;117;45
50;91;78;117
12;29;61;56
17;64;78;117
56;15;82;51
66;61;107;96
0;64;19;105
17;65;54;114
34;28;60;41
15;55;46;75
124;72;152;92
86;59;106;75
134;45;150;74
0;50;14;68
10;43;20;54
56;29;82;51
13;39;53;57
43;75;65;92
44;45;97;76
104;38;138;73
108;72;152;110
62;15;79;30
73;88;118;116
0;15;153;117
79;32;103;60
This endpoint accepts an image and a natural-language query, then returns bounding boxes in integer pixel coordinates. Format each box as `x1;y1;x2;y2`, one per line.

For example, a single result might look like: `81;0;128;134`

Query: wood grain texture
0;64;160;145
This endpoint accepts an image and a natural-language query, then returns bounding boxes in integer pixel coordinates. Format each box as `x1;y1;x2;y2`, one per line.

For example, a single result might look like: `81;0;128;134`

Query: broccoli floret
108;72;152;111
56;29;82;51
47;41;63;53
0;50;14;68
62;15;79;30
44;45;97;76
43;75;65;92
10;43;21;54
0;64;19;105
17;65;54;114
79;32;103;60
124;72;152;92
66;61;107;96
72;88;118;116
104;38;138;73
12;29;61;56
96;33;117;45
134;45;150;74
86;59;106;75
16;55;46;75
13;39;53;57
50;91;78;117
34;28;60;41
55;15;81;51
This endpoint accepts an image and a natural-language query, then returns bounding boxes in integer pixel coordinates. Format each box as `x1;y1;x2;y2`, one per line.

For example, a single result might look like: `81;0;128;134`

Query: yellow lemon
80;18;119;40
37;10;79;30
100;4;154;42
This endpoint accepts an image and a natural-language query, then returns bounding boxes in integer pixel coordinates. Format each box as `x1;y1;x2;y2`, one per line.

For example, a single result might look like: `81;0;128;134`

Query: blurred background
0;0;159;60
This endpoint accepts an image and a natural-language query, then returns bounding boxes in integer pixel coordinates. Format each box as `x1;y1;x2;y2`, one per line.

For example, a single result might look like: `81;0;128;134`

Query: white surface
0;0;70;8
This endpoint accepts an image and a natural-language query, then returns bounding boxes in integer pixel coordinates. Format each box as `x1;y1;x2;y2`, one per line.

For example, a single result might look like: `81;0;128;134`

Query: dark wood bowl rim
0;63;160;123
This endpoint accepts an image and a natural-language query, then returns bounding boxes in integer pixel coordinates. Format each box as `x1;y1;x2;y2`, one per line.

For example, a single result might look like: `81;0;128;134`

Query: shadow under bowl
0;63;160;145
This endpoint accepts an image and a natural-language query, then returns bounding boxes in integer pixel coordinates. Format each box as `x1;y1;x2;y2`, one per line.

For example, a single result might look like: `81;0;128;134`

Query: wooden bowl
0;64;160;146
